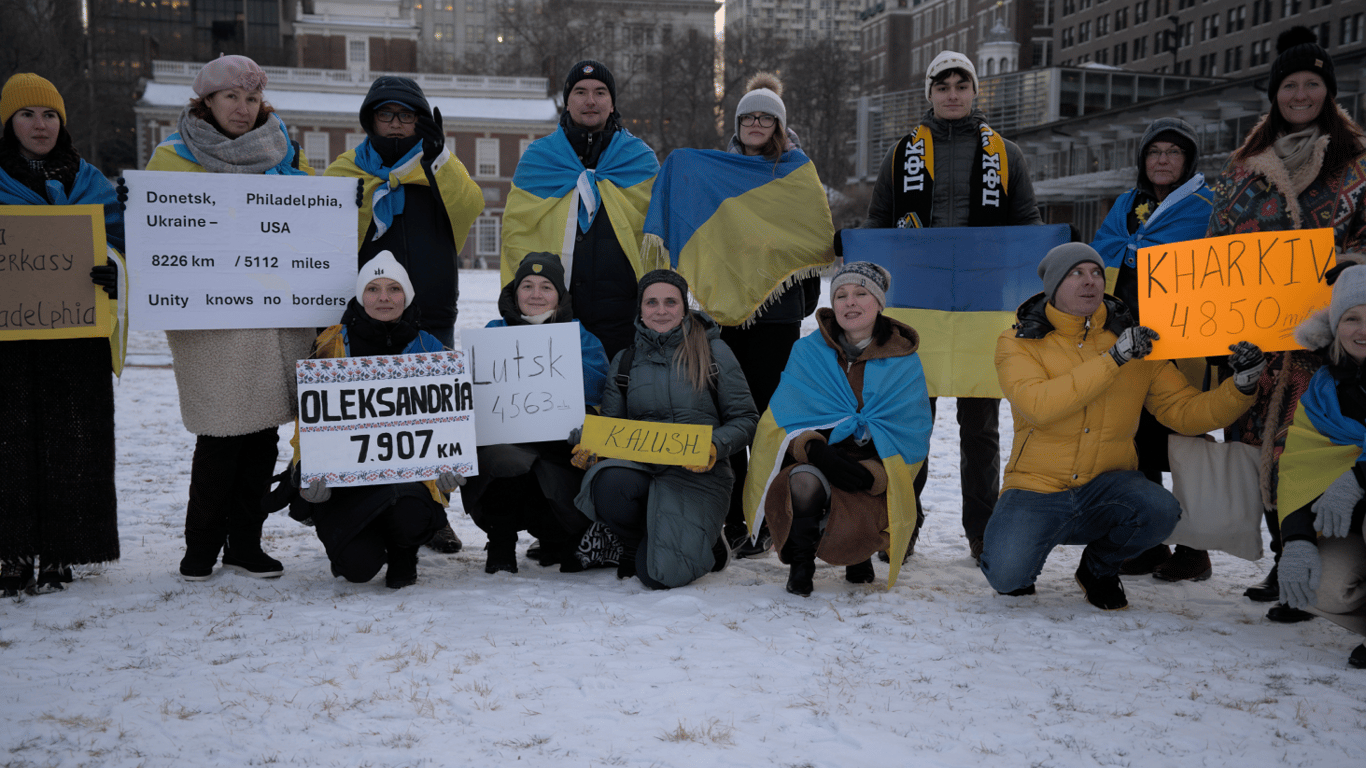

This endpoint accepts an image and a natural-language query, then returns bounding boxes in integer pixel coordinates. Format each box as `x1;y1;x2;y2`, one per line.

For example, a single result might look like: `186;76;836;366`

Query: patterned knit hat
356;251;415;309
192;55;268;98
830;261;892;309
1;73;65;125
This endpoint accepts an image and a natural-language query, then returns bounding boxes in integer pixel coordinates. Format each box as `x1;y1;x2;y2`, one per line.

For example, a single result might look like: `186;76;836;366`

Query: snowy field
2;269;1363;768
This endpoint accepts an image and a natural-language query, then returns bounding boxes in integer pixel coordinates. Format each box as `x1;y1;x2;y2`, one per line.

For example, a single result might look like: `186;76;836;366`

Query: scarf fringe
640;233;671;273
735;261;833;329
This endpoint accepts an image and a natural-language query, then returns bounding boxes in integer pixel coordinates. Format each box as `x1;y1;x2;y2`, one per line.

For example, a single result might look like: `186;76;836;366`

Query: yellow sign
581;414;713;467
0;205;111;341
1139;228;1335;359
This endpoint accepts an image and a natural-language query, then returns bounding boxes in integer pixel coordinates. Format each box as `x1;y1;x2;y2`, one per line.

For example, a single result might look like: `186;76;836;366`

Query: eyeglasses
739;114;776;128
375;110;417;124
1145;148;1185;159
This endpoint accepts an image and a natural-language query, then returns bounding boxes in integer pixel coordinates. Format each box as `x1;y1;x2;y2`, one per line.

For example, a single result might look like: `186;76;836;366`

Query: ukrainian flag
840;225;1070;398
643;148;834;327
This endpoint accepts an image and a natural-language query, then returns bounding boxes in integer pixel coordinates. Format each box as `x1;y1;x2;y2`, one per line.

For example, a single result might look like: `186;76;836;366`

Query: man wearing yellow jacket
982;243;1264;610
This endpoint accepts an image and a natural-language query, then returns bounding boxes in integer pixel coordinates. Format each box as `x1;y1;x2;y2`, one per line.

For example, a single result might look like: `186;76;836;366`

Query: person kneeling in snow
982;243;1263;610
289;253;463;589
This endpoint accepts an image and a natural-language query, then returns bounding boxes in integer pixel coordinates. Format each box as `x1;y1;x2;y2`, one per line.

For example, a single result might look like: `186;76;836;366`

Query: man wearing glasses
1090;117;1218;583
860;51;1043;564
326;76;485;555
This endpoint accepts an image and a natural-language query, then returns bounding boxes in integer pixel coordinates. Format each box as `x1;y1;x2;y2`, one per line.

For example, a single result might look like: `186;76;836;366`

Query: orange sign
1139;229;1336;359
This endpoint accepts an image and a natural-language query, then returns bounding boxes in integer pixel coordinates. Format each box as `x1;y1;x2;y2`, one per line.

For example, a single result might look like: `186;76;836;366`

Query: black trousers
331;496;446;583
912;397;1000;542
719;322;801;533
590;466;669;590
185;428;279;555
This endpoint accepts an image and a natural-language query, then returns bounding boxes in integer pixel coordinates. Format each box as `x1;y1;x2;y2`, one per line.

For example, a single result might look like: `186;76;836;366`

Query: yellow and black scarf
889;123;1010;228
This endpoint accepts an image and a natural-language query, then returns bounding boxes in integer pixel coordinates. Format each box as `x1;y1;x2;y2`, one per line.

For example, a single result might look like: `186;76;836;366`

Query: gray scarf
177;106;289;174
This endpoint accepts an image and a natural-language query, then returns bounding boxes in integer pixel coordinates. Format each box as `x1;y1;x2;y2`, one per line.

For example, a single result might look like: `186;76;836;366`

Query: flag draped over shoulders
500;126;658;285
325;140;483;250
1091;174;1213;270
841;224;1069;398
743;332;930;587
642;148;834;327
1278;368;1365;519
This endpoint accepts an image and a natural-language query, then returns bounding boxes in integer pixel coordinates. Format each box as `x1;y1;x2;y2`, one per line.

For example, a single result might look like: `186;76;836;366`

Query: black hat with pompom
1267;26;1336;104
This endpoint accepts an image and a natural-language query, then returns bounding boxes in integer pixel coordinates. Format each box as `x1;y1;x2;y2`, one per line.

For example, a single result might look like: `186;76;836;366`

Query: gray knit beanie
637;269;690;315
1330;265;1366;334
1038;243;1103;305
830;261;892;309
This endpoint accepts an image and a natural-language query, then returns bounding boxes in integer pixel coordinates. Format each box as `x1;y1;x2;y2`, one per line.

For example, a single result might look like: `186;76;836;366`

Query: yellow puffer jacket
997;294;1254;494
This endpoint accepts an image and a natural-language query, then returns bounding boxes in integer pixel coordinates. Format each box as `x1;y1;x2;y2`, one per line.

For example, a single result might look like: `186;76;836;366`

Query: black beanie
1267;26;1337;104
564;60;617;105
636;269;689;315
511;252;567;300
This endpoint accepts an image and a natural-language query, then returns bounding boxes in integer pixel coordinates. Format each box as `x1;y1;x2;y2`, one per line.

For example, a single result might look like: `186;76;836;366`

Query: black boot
426;524;463;554
845;559;875;584
1349;643;1366;669
385;546;419;589
617;542;638;580
1;558;35;597
783;515;821;597
179;535;224;581
1244;563;1280;603
484;532;518;574
223;513;282;579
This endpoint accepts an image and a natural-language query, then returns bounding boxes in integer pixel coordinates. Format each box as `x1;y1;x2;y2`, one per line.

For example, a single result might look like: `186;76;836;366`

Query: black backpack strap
614;345;635;406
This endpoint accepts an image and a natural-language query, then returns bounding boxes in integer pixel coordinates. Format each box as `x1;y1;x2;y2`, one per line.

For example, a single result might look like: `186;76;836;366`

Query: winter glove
90;260;118;299
568;426;583;446
115;176;128;211
807;440;875;493
1277;539;1322;610
415;107;445;166
1227;341;1266;395
683;443;718;473
1312;469;1362;538
570;444;600;470
1107;326;1160;366
436;471;465;493
300;477;331;504
355;178;364;208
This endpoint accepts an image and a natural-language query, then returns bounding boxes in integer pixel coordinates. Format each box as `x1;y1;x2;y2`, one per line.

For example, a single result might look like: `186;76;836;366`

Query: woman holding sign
1205;27;1366;607
573;270;758;589
291;253;461;589
146;55;317;582
742;262;932;596
1275;263;1366;669
463;252;609;574
0;73;123;595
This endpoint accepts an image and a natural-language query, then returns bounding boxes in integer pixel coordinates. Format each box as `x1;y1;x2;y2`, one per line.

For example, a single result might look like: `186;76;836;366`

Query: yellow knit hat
1;73;66;126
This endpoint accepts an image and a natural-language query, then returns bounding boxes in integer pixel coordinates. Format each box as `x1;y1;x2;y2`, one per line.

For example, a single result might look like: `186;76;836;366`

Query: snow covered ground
2;270;1363;767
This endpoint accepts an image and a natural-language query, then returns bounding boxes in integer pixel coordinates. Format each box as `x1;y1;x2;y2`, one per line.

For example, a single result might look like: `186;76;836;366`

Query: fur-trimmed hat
356;251;415;309
925;50;979;100
1038;243;1103;305
1;73;65;125
192;55;268;98
564;60;617;106
735;72;787;138
1268;26;1337;104
830;261;892;310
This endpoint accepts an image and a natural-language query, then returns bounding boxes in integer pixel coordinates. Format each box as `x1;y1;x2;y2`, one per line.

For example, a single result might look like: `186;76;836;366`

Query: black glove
91;260;118;299
833;228;845;259
115;176;128;212
415;106;444;165
355;178;364;208
1227;341;1266;395
1108;326;1160;366
806;440;875;493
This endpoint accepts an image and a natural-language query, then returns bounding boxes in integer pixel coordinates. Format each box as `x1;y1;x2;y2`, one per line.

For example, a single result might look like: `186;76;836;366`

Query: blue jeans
979;471;1181;594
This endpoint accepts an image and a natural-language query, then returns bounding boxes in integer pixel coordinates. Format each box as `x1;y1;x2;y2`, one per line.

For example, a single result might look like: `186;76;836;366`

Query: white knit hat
1330;265;1366;334
925;50;979;100
355;251;415;309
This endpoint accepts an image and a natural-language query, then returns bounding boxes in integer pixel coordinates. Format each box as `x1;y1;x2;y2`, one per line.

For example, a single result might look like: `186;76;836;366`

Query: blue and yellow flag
500;126;658;286
642;148;834;326
840;225;1069;398
1278;369;1365;521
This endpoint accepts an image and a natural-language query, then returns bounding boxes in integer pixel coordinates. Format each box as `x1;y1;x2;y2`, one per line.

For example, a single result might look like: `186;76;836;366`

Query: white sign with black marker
122;170;357;330
296;350;479;488
461;322;585;446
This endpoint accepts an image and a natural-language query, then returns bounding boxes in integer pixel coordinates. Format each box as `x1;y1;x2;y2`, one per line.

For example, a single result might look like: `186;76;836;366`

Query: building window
1343;13;1364;45
304;132;330;165
1228;6;1246;32
519;138;534;158
476;138;499;178
1225;45;1243;72
476;216;500;256
1134;35;1147;59
1098;14;1109;37
346;132;367;152
1079;20;1091;43
1280;0;1301;18
1063;26;1074;48
1116;8;1128;31
1135;0;1148;24
348;39;367;67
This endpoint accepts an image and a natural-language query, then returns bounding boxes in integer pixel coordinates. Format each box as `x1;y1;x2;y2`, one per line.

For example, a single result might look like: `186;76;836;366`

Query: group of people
3;26;1364;669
